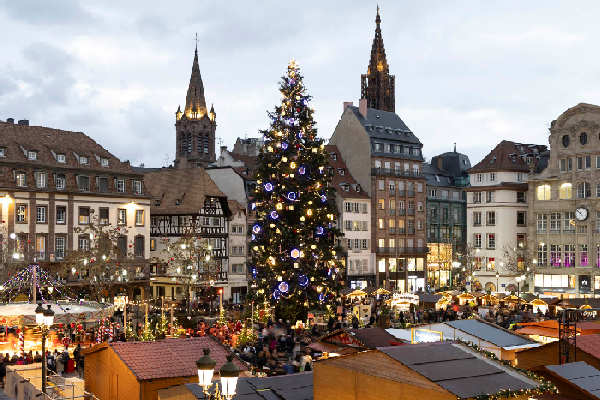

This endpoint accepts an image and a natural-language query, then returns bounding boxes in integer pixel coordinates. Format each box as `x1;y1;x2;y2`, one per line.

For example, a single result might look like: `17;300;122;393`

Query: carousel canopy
0;301;114;327
457;293;475;300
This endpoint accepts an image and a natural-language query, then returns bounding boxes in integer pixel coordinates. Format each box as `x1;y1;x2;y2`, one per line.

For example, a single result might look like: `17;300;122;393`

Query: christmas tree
248;60;343;320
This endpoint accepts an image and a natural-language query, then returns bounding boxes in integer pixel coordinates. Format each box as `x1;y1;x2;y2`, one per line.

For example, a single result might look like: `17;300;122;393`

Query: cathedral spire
361;6;395;112
184;46;207;119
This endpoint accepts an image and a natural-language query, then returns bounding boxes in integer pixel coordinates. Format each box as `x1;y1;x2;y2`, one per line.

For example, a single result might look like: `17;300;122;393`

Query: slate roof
84;337;245;381
186;372;313;400
445;319;535;348
348;106;421;145
325;145;369;199
0;120;139;174
144;167;229;215
545;362;600;399
348;327;399;348
469;140;547;173
379;342;537;398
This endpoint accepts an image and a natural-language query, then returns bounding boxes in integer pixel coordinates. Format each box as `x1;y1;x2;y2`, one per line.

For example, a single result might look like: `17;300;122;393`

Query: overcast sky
1;1;599;167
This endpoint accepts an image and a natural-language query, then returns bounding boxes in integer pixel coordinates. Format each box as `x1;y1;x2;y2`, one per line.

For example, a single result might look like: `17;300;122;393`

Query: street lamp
35;303;55;394
196;349;239;399
495;272;500;293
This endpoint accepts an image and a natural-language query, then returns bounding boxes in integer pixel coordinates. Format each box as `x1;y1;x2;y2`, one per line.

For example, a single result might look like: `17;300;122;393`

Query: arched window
559;183;572;199
186;133;192;153
484;282;496;293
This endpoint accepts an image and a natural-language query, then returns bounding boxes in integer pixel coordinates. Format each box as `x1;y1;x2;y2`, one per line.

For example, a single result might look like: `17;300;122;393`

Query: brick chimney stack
358;98;368;118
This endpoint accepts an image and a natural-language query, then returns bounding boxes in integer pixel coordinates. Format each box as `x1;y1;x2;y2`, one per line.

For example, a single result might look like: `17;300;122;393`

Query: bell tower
360;6;395;113
175;44;217;168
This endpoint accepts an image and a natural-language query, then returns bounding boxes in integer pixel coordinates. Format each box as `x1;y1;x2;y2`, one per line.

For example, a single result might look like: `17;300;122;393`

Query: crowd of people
0;343;85;387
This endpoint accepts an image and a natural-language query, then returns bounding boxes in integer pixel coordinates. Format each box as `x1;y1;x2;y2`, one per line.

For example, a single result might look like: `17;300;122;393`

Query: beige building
466;141;546;293
0;119;151;299
326;145;374;289
528;103;600;297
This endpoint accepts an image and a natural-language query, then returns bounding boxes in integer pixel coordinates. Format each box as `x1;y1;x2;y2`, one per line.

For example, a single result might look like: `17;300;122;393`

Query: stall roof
445;319;535;348
544;362;600;399
379;342;538;398
186;372;313;400
348;327;400;348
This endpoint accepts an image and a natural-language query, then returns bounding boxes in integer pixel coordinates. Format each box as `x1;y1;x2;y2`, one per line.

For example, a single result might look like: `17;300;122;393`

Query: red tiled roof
325;145;369;199
96;337;245;381
575;334;600;360
468;140;547;173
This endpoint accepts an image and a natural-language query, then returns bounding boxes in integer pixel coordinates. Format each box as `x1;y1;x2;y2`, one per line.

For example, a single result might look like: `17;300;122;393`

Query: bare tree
61;212;135;300
154;225;217;313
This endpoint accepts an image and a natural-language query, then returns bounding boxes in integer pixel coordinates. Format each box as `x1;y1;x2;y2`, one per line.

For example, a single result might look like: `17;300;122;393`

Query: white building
326;145;375;289
466;141;546;293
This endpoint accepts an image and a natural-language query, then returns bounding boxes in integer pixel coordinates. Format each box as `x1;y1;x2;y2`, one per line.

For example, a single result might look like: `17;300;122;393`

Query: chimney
17;119;29;126
358;98;368;118
343;101;353;112
6;118;14;124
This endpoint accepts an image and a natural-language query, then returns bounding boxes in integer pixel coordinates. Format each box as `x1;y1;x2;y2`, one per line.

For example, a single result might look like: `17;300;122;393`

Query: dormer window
101;158;109;167
79;156;88;165
57;154;66;163
133;180;143;195
28;151;37;160
16;172;26;187
153;200;161;207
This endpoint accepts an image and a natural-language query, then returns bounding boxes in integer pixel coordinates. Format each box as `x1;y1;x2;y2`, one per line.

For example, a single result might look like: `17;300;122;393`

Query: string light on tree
247;60;343;320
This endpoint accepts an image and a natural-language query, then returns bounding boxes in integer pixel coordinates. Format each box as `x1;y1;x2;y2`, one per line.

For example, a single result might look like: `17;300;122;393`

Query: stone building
467;140;546;293
330;10;427;292
174;46;217;168
325;145;374;289
0;118;151;298
528;103;600;297
424;148;470;289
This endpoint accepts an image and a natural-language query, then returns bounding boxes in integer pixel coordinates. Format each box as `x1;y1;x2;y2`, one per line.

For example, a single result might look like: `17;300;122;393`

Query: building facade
330;11;427;292
424;149;470;290
0;119;151;299
325;145;374;289
174;46;217;168
144;168;232;301
529;103;600;298
467;140;546;293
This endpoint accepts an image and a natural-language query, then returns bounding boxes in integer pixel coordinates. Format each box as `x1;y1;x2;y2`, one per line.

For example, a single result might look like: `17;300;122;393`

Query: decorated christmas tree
248;60;343;321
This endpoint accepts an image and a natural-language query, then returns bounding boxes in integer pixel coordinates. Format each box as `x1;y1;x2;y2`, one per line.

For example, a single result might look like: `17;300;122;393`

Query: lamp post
196;349;239;399
495;272;500;293
35;303;55;394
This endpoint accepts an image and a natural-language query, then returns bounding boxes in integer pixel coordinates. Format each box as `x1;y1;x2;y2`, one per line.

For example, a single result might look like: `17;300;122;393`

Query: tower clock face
575;207;588;221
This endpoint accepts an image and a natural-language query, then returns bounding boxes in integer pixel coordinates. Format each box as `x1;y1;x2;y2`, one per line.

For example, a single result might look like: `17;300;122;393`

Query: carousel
0;264;114;357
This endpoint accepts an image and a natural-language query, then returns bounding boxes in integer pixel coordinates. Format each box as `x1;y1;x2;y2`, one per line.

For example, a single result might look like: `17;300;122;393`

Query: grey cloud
0;0;93;25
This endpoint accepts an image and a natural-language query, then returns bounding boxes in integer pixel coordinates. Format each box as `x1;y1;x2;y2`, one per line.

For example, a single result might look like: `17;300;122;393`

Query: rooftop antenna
453;143;456;153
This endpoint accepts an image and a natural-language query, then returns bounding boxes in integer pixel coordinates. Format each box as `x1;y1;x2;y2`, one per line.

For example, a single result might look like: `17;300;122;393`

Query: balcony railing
371;168;423;178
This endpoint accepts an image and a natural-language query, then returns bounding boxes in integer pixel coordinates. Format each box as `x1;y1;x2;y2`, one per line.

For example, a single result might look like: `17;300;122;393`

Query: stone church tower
174;46;216;168
360;7;395;113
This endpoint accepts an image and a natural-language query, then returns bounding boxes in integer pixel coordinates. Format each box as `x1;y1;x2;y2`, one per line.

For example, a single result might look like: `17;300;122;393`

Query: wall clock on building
575;207;588;221
561;135;570;147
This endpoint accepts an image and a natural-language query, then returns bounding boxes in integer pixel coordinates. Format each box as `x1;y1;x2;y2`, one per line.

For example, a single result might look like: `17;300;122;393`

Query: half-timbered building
144;168;232;302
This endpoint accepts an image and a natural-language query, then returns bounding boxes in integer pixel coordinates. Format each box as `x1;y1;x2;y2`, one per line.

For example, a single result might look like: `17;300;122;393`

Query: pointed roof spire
184;43;207;119
360;6;395;112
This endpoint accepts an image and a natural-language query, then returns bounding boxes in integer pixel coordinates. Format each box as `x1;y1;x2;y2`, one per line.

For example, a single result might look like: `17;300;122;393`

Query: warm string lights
247;60;344;315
